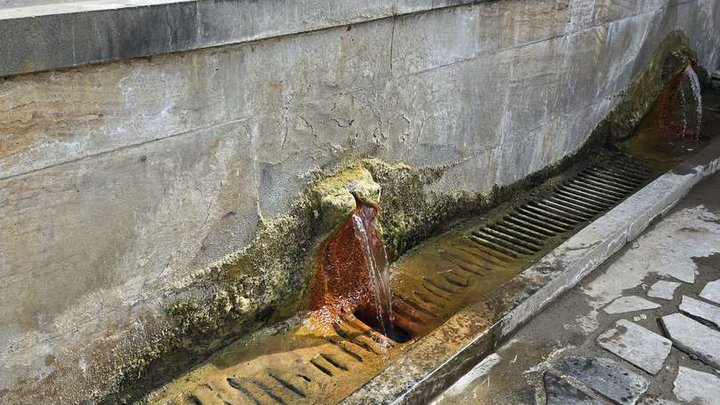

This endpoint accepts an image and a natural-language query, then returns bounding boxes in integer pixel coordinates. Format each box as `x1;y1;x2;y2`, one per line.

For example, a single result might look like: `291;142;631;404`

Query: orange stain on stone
310;202;387;327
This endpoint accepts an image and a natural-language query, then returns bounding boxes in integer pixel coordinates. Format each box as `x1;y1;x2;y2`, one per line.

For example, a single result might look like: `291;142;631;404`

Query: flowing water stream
623;64;709;162
351;205;395;343
309;202;398;346
657;64;703;140
684;65;703;140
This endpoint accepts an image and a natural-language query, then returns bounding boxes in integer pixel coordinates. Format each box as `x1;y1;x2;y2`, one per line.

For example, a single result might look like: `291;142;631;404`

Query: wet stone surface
660;313;720;370
543;371;607;405
678;295;720;328
639;396;680;404
672;366;720;404
597;320;671;375
603;296;661;314
699;279;720;304
647;281;681;301
554;356;648;405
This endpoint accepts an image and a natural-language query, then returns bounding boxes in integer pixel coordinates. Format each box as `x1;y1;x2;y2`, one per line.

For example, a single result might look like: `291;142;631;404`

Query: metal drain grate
467;159;651;259
151;157;656;405
387;158;653;335
162;314;391;405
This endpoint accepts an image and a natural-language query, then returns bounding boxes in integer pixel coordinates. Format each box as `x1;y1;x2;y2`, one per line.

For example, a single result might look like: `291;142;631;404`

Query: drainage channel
148;152;661;405
385;155;657;342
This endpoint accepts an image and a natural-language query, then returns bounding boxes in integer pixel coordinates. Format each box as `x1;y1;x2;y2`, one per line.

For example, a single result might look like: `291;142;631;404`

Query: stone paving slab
647;281;681;301
679;296;720;329
672;366;720;404
597;320;672;375
555;356;648;405
603;296;661;314
544;371;607;405
699;279;720;304
652;263;696;284
660;313;720;369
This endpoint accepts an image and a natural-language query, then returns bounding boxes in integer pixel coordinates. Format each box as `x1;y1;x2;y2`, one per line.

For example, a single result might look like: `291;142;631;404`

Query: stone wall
1;0;719;402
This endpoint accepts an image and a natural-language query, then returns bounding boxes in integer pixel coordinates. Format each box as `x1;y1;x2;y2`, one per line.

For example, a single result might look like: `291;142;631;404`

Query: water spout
659;64;703;139
683;65;703;140
351;205;395;341
310;201;396;344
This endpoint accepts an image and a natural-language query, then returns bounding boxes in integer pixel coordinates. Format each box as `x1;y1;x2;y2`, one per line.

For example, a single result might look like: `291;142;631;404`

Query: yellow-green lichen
311;165;381;235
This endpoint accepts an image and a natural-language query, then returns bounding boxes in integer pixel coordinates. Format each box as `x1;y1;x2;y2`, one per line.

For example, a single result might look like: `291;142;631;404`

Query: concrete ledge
0;0;489;77
342;138;720;404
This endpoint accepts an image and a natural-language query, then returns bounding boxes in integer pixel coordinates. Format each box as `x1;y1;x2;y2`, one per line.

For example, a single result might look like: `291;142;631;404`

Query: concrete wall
1;0;719;402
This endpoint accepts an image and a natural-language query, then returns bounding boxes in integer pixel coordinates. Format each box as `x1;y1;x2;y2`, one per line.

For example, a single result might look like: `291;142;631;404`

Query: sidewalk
433;171;720;404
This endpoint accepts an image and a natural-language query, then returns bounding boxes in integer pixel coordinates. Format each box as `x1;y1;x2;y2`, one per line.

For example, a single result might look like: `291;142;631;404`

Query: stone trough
149;135;720;404
143;72;720;403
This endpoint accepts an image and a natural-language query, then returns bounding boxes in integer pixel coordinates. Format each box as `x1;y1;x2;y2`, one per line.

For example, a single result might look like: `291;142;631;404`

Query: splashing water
658;64;703;140
310;202;397;347
684;65;703;140
351;206;395;342
680;86;688;137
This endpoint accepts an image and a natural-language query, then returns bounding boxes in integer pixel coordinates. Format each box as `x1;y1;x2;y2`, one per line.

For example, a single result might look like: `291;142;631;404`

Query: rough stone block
660;313;720;370
679;296;720;328
597;320;672;375
555;356;648;405
673;366;720;404
647;281;681;301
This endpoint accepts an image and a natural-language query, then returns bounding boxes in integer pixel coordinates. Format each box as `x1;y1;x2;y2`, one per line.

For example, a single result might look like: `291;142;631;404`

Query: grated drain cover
149;155;657;405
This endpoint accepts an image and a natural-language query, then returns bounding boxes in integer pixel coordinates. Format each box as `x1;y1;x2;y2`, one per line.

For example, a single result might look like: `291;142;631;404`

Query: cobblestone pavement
432;171;720;405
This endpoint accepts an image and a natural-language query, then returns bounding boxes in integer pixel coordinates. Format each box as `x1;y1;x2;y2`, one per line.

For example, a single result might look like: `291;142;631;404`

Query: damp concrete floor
432;170;720;405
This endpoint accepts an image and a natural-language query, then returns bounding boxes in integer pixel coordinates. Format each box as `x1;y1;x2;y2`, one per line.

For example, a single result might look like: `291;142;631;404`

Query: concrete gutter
0;0;489;78
342;137;720;404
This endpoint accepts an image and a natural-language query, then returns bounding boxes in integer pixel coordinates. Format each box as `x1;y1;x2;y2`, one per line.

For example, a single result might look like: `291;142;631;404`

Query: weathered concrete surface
1;0;720;403
0;0;517;78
